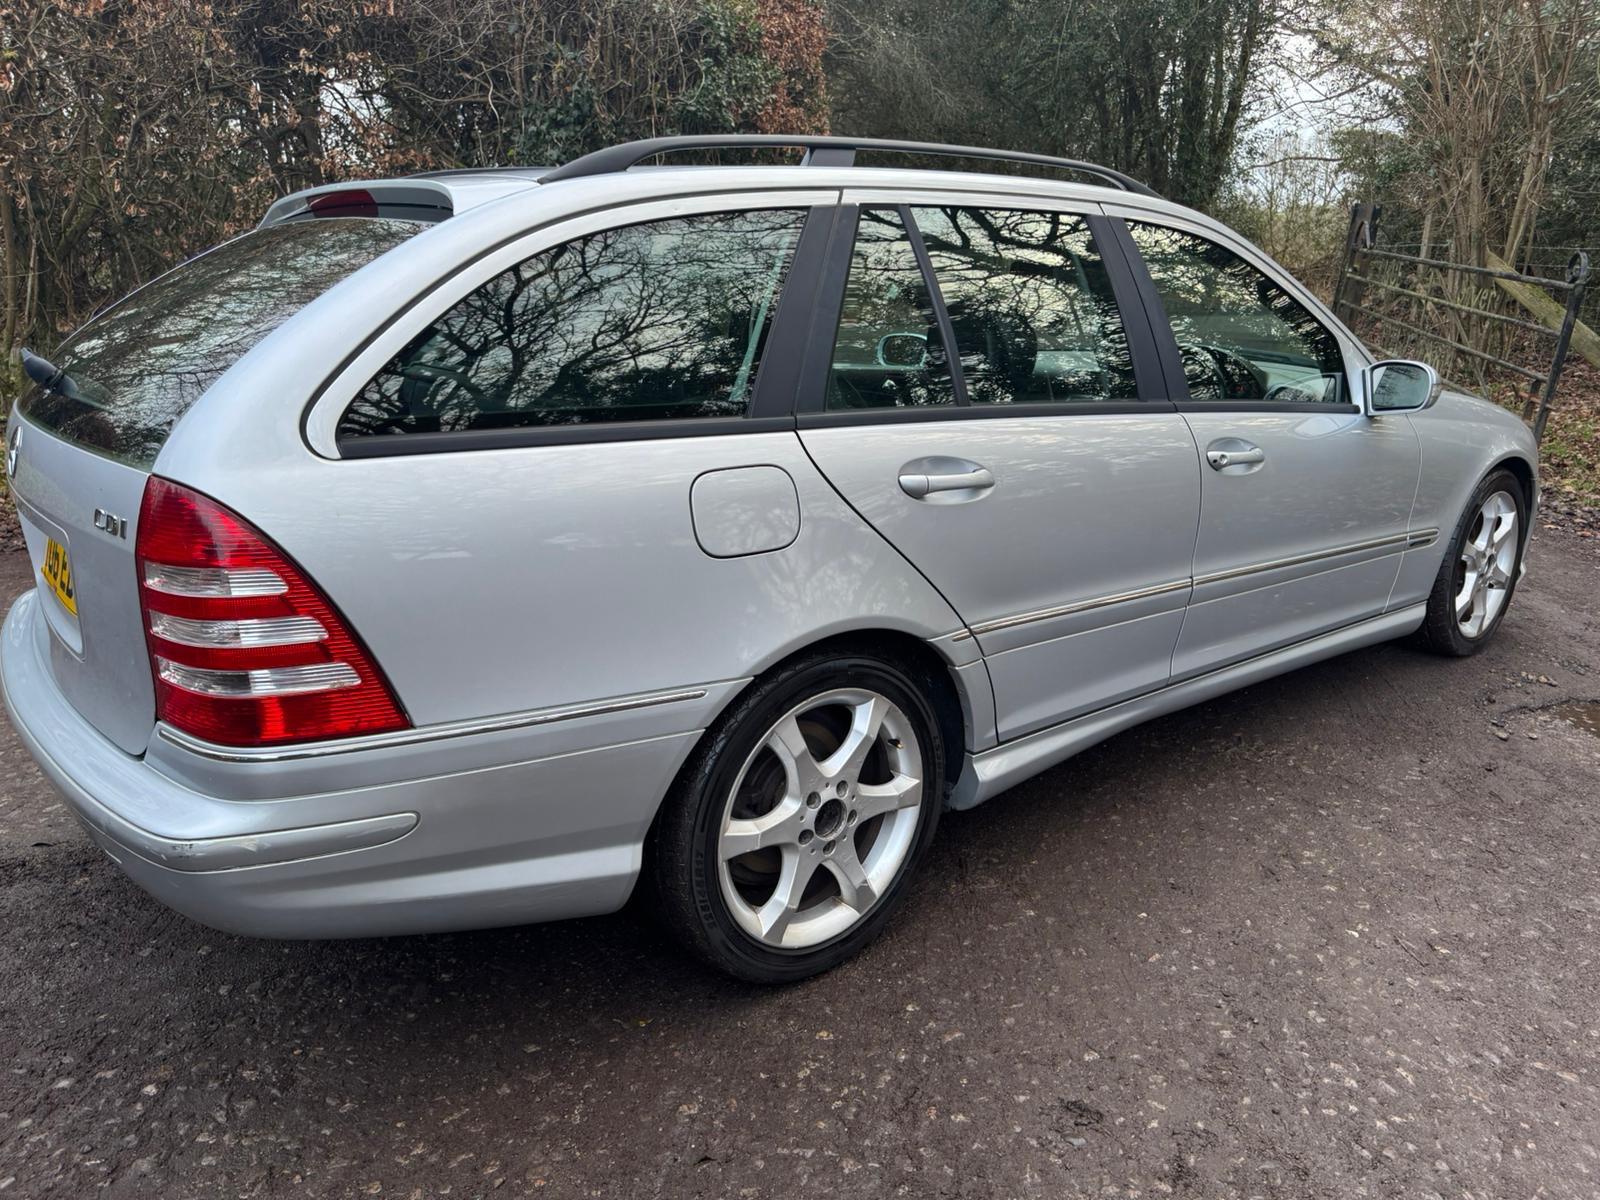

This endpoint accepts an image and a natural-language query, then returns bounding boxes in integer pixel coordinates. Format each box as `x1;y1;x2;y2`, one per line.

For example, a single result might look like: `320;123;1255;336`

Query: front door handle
899;466;995;499
1205;442;1266;471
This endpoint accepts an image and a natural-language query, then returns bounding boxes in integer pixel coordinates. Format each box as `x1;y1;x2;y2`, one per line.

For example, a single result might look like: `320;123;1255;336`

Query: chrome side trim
954;578;1190;641
1192;529;1434;588
158;685;712;763
152;813;419;873
1407;527;1440;550
954;529;1441;642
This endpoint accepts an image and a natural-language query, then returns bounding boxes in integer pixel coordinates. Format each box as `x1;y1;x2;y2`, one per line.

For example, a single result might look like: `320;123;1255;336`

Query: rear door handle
1205;444;1265;470
899;466;995;499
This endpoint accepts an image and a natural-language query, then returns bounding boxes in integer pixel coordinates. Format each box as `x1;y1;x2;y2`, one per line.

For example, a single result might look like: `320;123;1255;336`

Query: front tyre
1419;467;1527;656
652;652;944;983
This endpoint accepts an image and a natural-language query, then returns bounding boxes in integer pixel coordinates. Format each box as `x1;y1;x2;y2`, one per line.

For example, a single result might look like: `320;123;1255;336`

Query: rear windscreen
20;218;422;468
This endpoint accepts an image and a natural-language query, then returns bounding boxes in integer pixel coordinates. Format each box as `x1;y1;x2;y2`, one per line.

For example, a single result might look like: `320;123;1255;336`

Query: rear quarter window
337;208;806;441
20;219;421;468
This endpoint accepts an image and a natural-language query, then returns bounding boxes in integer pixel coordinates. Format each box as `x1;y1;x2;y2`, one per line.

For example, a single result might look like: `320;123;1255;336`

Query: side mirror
1365;360;1439;414
876;332;928;369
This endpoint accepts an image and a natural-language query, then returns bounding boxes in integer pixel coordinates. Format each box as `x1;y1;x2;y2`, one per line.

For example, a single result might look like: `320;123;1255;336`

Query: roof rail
536;135;1161;197
407;166;551;180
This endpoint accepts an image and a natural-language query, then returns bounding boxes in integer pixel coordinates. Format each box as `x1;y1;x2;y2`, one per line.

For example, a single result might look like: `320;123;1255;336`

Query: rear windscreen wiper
19;348;104;409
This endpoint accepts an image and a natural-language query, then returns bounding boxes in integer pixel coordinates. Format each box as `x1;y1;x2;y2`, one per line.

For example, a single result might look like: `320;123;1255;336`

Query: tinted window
339;209;805;439
20;219;420;468
912;207;1137;404
1127;222;1346;404
826;208;955;410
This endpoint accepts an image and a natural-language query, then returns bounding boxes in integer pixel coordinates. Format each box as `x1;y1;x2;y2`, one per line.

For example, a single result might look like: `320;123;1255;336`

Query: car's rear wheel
1419;467;1527;656
651;651;943;983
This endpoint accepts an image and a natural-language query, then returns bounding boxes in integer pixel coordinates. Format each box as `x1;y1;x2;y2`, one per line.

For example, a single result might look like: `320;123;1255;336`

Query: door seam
791;430;1000;752
1382;415;1426;613
1170;412;1206;681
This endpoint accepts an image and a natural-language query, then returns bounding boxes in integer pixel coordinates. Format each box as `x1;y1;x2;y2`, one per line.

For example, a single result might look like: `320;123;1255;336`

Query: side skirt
948;603;1426;810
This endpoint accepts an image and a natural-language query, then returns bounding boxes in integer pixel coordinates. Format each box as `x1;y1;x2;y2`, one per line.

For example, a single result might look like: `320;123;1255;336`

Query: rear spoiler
259;181;454;228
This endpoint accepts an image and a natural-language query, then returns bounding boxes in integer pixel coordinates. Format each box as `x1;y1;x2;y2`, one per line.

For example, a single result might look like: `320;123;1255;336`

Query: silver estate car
3;136;1536;982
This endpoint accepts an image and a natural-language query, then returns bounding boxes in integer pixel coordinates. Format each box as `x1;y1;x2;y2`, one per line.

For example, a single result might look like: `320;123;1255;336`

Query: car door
1106;211;1423;679
795;192;1202;740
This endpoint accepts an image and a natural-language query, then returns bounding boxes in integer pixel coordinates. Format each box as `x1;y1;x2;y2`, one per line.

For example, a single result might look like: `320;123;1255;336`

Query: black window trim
792;203;859;417
746;204;839;419
1086;213;1171;405
339;414;798;458
795;401;1167;430
1106;216;1361;416
898;203;971;407
793;201;1174;423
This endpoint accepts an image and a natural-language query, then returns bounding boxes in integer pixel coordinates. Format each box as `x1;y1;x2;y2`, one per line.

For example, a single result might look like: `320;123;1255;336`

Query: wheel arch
662;627;981;825
765;630;973;792
1489;452;1537;523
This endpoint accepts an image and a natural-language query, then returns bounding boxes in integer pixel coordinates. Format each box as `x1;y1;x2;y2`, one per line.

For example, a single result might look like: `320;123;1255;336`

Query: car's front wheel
1419;467;1527;656
652;650;944;983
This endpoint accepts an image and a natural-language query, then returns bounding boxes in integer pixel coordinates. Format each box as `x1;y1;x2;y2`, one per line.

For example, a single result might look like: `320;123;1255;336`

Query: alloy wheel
716;688;924;950
1455;490;1518;639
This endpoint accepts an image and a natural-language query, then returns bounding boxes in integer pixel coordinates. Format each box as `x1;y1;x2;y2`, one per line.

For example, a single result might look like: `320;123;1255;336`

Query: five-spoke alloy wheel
652;651;944;983
1453;490;1518;639
718;688;923;950
1420;468;1527;656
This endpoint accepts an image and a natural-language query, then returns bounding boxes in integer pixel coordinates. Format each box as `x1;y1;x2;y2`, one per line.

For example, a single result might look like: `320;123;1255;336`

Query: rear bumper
1;589;702;938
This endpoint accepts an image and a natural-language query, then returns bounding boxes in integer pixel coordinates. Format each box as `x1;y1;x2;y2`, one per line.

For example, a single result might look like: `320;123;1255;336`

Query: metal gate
1330;202;1591;443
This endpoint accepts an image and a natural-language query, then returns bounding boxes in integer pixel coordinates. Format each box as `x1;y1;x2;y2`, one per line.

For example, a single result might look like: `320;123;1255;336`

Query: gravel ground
2;530;1599;1199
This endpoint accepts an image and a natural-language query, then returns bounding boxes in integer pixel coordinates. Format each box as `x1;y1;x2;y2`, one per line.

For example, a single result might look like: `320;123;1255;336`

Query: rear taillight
135;478;409;746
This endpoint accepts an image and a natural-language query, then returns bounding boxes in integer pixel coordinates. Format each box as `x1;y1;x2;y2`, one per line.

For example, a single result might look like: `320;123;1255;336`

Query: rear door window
20;219;421;468
826;208;957;410
1125;221;1348;404
338;209;806;439
910;206;1138;404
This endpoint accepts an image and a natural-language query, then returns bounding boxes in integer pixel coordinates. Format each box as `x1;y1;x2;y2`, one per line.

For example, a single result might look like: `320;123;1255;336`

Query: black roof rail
536;135;1161;197
407;166;551;180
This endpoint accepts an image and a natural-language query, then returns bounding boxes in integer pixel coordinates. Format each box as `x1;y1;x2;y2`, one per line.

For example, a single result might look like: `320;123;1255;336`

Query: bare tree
0;0;827;391
1309;0;1597;265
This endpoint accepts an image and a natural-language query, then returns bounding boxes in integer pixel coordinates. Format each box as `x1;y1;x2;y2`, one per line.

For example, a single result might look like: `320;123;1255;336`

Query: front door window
1127;221;1347;405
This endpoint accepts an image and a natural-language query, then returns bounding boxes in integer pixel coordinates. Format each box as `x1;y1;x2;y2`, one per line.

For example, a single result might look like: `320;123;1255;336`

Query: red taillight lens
135;477;409;746
306;188;378;218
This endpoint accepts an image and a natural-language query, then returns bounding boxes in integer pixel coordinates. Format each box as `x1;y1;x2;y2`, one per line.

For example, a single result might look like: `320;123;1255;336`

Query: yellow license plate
41;536;78;616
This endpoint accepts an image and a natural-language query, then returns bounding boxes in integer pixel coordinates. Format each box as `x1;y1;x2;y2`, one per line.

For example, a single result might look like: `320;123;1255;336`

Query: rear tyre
1418;467;1527;657
651;651;944;984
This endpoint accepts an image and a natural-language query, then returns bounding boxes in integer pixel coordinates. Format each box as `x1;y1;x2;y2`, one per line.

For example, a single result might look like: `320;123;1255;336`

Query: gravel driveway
2;530;1599;1199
